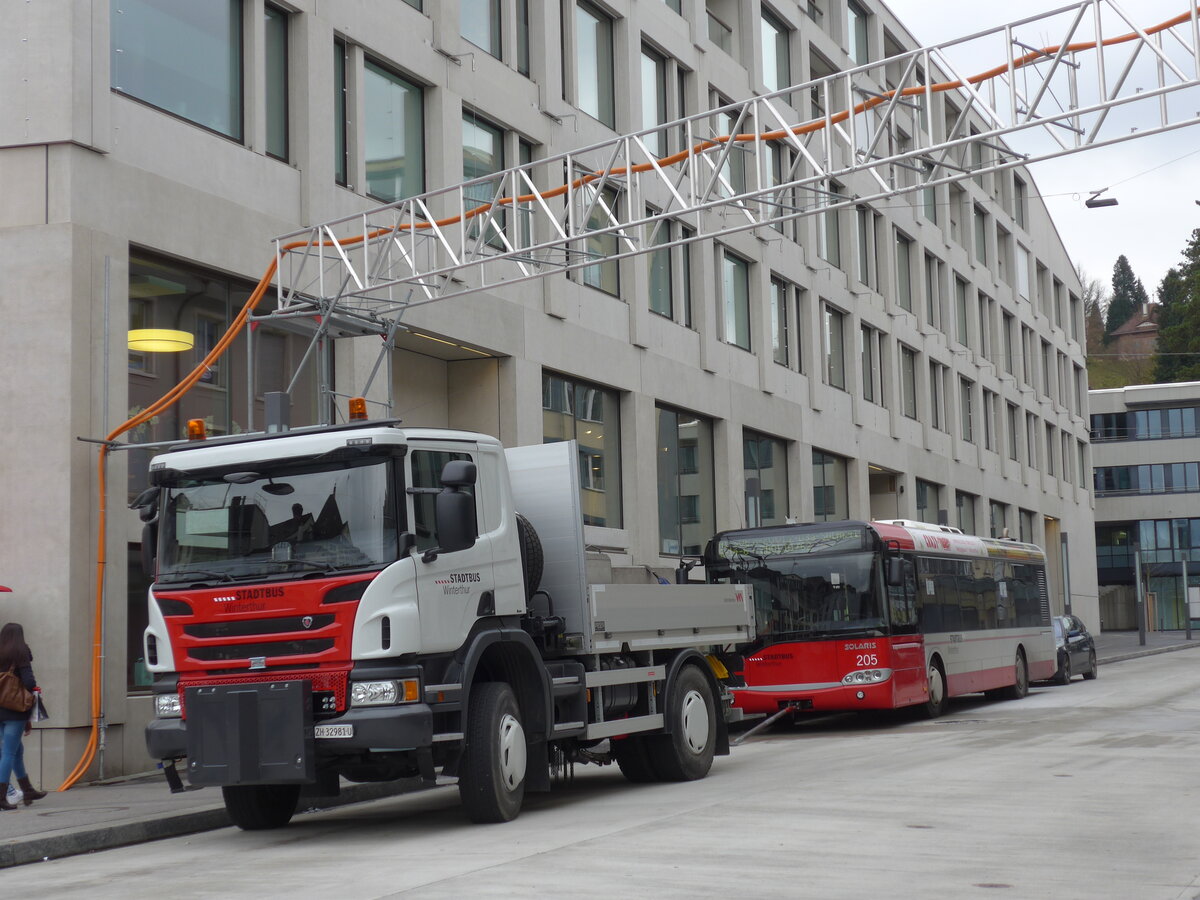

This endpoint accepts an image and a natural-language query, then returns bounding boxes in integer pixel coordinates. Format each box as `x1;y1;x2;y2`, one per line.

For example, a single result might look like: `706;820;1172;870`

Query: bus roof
707;520;1046;565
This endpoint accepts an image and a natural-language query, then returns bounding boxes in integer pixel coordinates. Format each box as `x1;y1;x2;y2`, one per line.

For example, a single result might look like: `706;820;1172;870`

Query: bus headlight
155;693;182;718
841;669;891;685
350;678;420;707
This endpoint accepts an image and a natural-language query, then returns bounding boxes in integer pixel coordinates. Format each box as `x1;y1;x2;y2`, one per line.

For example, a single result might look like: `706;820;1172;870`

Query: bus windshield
732;550;886;641
156;457;399;585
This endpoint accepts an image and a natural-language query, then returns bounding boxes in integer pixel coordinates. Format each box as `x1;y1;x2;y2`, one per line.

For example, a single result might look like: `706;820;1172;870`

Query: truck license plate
314;724;354;739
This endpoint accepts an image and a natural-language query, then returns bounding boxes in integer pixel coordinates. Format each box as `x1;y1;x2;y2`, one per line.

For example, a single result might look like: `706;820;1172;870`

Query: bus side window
887;557;918;634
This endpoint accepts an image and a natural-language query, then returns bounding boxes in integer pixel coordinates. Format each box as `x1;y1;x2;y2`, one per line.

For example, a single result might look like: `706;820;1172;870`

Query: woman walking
0;623;45;809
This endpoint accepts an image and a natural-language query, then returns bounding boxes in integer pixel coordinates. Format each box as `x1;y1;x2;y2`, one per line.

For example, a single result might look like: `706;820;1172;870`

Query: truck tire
613;735;660;783
222;784;301;831
516;513;543;600
646;665;716;782
460;681;527;823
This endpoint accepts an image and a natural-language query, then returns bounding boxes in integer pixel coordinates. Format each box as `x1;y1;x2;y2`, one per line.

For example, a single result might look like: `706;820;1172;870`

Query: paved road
6;650;1200;899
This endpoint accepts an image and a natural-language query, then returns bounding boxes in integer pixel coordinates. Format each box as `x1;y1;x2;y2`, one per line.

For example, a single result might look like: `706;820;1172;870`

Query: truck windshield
157;458;398;584
732;551;886;641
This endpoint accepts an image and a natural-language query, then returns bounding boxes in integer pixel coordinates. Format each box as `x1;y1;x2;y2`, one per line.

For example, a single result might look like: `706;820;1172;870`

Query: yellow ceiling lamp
127;329;195;352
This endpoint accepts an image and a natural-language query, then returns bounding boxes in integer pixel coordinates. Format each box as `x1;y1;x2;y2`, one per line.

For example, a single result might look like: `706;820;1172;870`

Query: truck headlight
155;693;182;718
350;678;419;707
841;669;891;685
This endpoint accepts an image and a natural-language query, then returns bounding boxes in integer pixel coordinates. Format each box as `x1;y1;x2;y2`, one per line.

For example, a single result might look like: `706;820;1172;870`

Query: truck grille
179;669;349;715
188;639;335;662
184;615;336;638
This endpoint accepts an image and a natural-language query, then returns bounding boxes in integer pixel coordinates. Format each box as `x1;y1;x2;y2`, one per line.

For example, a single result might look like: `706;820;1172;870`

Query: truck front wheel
647;665;716;782
222;783;301;831
460;682;527;823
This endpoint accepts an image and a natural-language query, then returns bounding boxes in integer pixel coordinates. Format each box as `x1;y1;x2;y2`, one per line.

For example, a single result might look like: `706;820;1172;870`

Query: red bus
704;519;1056;717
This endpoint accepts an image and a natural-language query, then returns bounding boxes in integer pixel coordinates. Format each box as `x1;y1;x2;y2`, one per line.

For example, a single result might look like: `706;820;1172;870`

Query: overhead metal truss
264;0;1200;415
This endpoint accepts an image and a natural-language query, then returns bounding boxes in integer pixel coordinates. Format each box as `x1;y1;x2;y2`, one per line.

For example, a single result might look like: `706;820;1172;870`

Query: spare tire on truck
515;512;543;600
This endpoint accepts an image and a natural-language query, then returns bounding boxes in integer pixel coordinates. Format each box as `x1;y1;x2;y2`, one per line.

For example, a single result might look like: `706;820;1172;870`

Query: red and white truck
139;415;753;829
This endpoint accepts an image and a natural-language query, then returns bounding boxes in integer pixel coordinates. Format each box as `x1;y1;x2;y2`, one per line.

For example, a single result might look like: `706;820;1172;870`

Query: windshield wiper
159;569;236;585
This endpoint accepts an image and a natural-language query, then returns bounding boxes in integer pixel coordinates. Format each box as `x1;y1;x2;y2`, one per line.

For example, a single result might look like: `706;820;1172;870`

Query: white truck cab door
408;446;497;654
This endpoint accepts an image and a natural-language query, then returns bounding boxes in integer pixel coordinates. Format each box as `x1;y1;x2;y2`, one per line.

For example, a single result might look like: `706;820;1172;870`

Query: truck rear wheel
647;665;716;782
460;682;527;823
222;783;301;831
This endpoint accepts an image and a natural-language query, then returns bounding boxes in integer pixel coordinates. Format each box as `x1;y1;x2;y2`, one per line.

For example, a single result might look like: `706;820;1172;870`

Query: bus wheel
648;666;717;781
460;682;527;823
923;660;948;719
1005;650;1029;700
222;784;300;831
613;736;660;783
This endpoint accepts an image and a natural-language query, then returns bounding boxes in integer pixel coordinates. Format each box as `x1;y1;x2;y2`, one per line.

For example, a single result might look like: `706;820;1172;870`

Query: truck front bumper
146;689;433;785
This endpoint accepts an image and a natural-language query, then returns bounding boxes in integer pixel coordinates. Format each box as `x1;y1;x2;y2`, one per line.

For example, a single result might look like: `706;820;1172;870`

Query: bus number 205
856;654;879;667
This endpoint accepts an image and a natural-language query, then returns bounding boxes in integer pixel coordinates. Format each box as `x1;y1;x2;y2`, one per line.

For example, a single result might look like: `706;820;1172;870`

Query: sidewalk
3;630;1198;869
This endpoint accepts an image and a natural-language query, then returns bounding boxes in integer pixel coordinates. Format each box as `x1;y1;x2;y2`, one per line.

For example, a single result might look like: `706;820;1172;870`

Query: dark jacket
0;663;36;723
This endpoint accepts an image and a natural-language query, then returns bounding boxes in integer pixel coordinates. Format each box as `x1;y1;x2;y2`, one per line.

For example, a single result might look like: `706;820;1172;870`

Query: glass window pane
111;0;244;140
364;61;425;201
641;48;667;156
462;0;501;58
723;252;751;349
264;5;288;160
648;216;672;318
657;408;714;554
334;40;347;185
576;3;615;127
542;373;622;527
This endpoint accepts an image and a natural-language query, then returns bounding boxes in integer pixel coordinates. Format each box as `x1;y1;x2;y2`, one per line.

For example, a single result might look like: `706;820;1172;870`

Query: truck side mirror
432;459;477;555
141;520;158;580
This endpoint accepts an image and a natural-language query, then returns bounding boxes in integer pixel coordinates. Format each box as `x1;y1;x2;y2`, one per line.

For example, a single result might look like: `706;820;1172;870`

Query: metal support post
1134;542;1146;646
1184;554;1192;641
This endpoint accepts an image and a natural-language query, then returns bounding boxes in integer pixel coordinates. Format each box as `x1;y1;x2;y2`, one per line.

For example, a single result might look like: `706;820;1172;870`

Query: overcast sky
882;0;1200;300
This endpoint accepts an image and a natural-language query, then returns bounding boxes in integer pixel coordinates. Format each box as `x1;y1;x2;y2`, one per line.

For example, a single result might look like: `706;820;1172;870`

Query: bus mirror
886;556;904;587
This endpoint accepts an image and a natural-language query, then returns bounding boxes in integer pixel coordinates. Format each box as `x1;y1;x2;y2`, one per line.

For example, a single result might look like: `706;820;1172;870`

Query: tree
1104;254;1149;343
1153;229;1200;383
1078;265;1107;353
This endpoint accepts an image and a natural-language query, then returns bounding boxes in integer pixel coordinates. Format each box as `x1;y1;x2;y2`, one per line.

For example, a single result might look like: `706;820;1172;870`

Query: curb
1099;640;1200;666
0;778;427;869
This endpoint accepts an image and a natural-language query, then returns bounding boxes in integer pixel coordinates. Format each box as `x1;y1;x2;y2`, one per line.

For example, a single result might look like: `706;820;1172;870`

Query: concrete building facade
1091;382;1200;631
0;0;1097;784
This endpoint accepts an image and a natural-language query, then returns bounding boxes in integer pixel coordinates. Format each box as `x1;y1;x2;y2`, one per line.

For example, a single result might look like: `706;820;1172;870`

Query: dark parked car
1050;615;1098;684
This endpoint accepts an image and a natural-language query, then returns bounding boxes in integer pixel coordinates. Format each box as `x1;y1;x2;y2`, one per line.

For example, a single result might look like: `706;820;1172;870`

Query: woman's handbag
0;668;33;713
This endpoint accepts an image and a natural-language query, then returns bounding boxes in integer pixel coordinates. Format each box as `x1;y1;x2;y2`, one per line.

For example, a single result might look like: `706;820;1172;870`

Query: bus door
886;554;925;706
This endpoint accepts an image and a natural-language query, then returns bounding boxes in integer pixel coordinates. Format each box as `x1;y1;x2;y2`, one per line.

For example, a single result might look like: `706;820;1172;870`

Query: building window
824;303;847;390
264;4;289;160
982;389;997;451
402;0;422;8
334;39;348;185
744;431;788;527
956;490;977;534
974;204;988;265
813;449;849;521
574;2;616;128
1003;311;1016;375
900;346;917;418
989;500;1009;538
580;186;620;295
771;277;790;366
1027;412;1039;469
921;162;937;222
463;0;502;58
856;206;873;288
1045;423;1056;476
847;0;870;65
1014;176;1028;227
657;407;715;554
960;378;975;443
463;111;505;243
925;254;943;332
1020;509;1036;544
648;211;673;319
819;183;843;268
543;373;623;527
895;231;913;311
127;252;321;501
978;293;993;361
111;0;244;141
722;250;751;350
761;8;791;92
1007;403;1020;460
861;325;884;405
364;59;425;202
641;46;668;156
916;479;941;524
954;277;969;348
929;362;946;431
